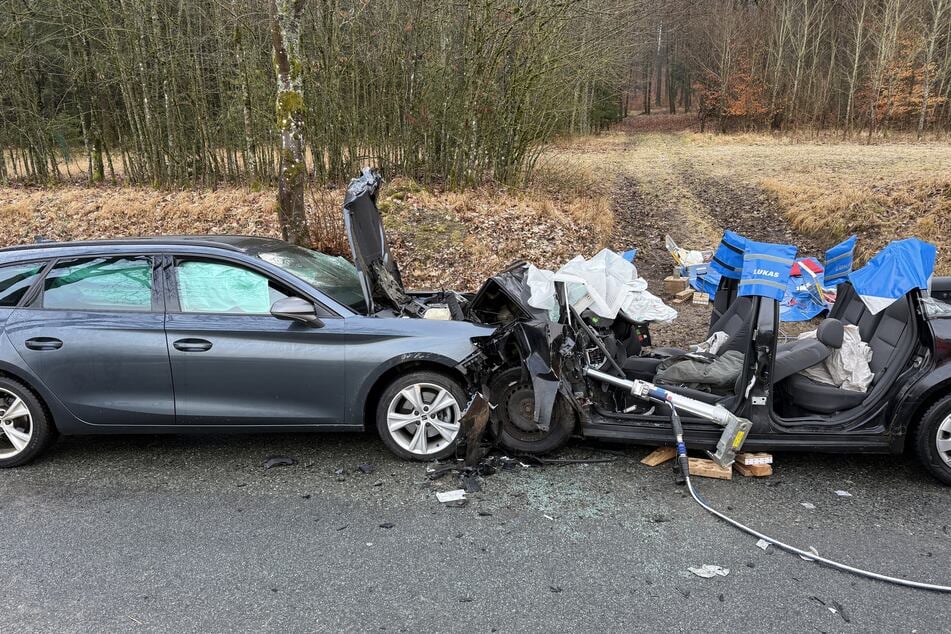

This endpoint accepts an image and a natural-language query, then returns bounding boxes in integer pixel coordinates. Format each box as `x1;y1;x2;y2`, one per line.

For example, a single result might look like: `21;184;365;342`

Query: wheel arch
0;366;58;433
358;357;469;431
903;380;951;452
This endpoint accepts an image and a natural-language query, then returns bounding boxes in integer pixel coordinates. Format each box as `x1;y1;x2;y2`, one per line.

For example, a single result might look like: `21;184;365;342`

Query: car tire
0;377;55;468
913;394;951;486
375;370;466;461
490;368;575;455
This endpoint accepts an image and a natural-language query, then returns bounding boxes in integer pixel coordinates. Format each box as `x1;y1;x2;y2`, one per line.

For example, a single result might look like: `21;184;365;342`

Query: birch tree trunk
271;0;309;245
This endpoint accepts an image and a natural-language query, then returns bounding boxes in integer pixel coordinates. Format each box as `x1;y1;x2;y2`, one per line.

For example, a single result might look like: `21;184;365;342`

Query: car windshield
256;245;367;314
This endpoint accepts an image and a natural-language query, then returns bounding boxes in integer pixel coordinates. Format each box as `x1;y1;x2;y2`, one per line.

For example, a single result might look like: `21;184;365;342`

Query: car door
164;255;349;427
4;254;174;426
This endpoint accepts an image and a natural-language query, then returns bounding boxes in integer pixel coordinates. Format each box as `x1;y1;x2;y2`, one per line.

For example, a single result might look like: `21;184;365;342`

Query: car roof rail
0;237;247;254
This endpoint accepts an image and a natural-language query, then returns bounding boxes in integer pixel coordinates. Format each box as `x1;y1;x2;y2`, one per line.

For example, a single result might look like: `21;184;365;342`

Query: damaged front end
345;169;746;463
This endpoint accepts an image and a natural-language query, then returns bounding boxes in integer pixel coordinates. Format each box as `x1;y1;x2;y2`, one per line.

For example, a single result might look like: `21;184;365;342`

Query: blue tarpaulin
710;230;748;280
738;240;798;302
780;257;828;321
849;238;936;314
687;263;721;297
824;235;857;288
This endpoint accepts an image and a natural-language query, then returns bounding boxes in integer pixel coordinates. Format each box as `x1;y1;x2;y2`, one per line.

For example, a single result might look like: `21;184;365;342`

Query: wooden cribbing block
640;446;677;467
736;452;773;465
672;289;694;304
734;462;773;477
687;457;732;480
664;276;689;296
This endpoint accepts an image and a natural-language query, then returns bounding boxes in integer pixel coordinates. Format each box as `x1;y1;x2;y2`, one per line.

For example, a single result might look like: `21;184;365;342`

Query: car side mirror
270;297;324;328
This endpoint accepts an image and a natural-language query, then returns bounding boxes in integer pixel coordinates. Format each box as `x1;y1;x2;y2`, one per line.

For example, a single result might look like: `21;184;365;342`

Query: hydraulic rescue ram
584;368;753;468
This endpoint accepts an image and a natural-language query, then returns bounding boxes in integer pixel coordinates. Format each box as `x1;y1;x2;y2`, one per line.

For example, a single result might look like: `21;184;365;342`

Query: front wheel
375;370;466;461
914;394;951;486
490;368;575;455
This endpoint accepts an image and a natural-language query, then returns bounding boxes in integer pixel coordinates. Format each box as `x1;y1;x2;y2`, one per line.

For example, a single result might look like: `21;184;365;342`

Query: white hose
683;463;951;592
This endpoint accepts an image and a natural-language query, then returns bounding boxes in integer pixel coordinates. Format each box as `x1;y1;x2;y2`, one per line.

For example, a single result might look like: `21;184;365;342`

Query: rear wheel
375;371;465;461
0;378;54;468
913;394;951;486
490;368;575;455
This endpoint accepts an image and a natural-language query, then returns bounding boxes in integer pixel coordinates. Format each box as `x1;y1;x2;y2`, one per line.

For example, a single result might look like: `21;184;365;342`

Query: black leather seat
773;318;842;382
782;287;911;414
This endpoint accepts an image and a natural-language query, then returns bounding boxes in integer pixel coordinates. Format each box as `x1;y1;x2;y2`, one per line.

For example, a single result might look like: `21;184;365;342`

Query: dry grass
0;162;613;293
547;127;951;274
378;175;612;291
0;186;280;245
3;123;948;292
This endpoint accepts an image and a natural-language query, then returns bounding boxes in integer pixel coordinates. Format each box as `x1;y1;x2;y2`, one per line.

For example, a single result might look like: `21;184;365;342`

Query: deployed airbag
526;248;676;323
797;323;873;392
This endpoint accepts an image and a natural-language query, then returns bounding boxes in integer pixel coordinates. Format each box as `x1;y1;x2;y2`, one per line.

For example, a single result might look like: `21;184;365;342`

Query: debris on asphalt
688;564;730;578
800;502;816;509
549;585;563;593
756;538;772;551
478;511;493;517
436;489;466;504
335;524;348;531
357;463;375;474
835;490;853;497
831;600;851;623
263;456;297;470
460;471;482;493
378;522;395;529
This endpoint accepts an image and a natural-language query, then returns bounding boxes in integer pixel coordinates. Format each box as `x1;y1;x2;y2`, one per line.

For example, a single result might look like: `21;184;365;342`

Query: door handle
172;338;213;352
25;337;63;351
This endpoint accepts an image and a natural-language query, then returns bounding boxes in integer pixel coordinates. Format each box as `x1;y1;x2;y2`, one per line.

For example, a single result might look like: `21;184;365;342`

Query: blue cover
824;235;856;287
688;264;720;297
710;230;748;280
738;240;798;302
780;257;827;322
848;238;937;314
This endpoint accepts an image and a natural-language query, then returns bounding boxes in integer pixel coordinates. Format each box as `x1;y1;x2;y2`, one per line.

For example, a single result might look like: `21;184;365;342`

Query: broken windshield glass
257;245;367;314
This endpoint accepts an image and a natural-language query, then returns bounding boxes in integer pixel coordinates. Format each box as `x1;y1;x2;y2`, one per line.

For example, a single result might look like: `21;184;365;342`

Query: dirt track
606;130;833;348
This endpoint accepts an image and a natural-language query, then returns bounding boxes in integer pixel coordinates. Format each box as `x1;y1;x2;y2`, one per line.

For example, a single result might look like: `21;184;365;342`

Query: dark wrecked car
346;169;951;487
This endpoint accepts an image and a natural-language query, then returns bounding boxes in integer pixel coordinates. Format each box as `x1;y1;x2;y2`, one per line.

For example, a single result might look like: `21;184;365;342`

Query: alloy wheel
385;382;461;456
937;414;951;467
0;388;33;459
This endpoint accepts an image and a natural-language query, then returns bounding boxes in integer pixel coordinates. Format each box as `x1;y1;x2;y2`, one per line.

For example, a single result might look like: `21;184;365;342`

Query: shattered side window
920;296;951;319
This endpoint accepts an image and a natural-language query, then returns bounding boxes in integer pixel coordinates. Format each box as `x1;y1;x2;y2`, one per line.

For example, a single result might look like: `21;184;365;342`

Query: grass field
1;119;948;290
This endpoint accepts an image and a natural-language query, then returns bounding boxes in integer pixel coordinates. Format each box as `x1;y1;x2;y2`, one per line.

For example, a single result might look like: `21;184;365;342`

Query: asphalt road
2;431;949;632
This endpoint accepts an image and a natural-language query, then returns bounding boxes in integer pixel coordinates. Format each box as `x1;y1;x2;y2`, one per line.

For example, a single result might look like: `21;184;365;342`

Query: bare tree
271;0;309;244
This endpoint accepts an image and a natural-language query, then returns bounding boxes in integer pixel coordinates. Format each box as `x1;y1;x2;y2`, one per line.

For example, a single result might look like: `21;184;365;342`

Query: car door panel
4;255;174;426
165;257;349;426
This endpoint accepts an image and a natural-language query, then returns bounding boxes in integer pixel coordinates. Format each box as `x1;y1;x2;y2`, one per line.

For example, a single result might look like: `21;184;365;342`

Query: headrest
817;318;844;349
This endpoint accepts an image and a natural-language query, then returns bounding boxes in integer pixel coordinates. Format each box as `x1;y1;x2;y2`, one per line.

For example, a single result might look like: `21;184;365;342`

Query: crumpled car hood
343;168;408;314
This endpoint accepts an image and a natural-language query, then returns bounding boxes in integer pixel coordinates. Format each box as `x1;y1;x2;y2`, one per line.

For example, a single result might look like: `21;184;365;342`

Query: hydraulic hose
664;402;951;593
